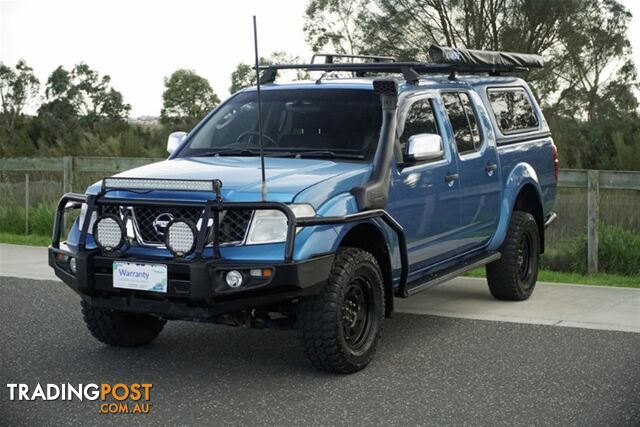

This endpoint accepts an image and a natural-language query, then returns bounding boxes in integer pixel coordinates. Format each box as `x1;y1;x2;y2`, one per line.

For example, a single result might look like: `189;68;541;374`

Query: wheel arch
513;183;545;253
337;222;394;318
489;162;545;253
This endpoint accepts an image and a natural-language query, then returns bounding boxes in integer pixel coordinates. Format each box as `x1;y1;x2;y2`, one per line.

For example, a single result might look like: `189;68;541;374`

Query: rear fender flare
488;162;543;251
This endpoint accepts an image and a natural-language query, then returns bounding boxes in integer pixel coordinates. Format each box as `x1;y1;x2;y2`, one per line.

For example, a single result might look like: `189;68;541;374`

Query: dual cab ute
50;46;558;373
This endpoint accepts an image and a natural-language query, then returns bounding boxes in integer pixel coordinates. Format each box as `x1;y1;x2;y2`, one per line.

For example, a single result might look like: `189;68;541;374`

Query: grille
218;210;253;244
133;206;202;244
99;205;252;246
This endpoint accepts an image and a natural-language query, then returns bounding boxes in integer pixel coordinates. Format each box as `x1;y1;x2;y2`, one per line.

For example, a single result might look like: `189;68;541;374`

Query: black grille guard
51;182;410;296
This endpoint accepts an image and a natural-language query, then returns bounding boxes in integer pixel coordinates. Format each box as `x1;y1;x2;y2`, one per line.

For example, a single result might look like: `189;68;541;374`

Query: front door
387;95;462;275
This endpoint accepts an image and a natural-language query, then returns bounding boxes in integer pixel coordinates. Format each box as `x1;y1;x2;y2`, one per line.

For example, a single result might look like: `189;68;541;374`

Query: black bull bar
51;178;410;296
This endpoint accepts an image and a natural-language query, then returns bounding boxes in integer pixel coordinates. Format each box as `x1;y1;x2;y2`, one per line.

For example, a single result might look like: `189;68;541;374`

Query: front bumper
49;245;334;320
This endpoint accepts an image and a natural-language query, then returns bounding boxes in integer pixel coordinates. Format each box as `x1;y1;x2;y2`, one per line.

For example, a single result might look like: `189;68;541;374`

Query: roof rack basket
310;53;397;64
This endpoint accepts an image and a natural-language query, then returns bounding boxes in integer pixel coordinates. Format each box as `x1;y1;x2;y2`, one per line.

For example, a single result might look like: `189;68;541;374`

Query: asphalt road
1;277;639;426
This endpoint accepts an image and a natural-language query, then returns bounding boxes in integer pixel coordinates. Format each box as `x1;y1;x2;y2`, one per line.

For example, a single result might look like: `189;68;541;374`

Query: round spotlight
225;270;243;288
165;219;196;257
93;215;125;251
68;257;77;274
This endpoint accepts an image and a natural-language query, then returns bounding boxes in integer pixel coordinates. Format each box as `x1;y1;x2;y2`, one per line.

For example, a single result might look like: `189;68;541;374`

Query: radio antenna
253;15;267;201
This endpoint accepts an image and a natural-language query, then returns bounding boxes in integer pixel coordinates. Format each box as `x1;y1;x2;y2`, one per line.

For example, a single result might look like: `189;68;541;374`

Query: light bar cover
429;45;544;69
103;177;218;192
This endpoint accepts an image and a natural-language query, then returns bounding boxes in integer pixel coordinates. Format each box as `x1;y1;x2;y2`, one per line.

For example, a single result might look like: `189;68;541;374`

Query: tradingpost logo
6;383;154;414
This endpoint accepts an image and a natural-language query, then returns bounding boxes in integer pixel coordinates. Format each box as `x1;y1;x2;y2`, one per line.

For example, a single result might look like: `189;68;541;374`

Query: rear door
387;94;462;272
440;90;501;251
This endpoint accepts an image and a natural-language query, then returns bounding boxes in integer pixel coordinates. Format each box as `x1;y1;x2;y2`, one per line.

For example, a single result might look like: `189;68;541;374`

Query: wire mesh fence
1;157;638;274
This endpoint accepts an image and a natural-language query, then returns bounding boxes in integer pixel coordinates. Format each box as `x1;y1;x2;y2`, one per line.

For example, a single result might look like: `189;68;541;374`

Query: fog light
225;270;243;288
93;215;125;251
165;220;196;257
68;257;77;274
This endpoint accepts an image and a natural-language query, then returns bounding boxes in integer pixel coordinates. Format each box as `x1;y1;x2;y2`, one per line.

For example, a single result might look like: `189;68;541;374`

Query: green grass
0;203;56;236
466;267;640;288
542;224;640;276
0;232;51;247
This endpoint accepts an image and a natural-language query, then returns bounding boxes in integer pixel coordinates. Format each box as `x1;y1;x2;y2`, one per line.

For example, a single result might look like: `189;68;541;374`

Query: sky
1;0;639;117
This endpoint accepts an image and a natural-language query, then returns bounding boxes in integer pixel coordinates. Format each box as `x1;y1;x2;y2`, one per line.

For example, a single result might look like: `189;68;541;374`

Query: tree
229;52;311;94
161;69;220;126
304;0;369;54
304;0;637;118
553;0;637;121
40;64;131;128
0;60;40;135
51;64;130;121
36;63;131;149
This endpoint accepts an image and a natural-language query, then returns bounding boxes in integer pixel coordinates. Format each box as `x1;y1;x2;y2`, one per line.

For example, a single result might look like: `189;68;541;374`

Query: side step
397;252;501;298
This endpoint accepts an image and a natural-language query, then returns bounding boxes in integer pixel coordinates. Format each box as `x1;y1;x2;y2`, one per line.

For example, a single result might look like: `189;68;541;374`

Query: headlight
245;204;315;245
77;203;97;232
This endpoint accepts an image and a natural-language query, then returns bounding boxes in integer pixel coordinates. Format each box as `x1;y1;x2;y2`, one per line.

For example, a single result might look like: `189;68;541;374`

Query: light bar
103;177;221;193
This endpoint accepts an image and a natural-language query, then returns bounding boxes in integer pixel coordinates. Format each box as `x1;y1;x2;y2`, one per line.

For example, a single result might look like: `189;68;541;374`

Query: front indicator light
249;268;273;278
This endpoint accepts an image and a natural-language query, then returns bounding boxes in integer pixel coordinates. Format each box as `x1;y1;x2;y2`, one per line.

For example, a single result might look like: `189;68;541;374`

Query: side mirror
167;131;187;155
406;133;444;162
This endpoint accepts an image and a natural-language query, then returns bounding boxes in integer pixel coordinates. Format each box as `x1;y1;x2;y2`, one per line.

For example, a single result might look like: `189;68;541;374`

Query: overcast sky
2;0;639;117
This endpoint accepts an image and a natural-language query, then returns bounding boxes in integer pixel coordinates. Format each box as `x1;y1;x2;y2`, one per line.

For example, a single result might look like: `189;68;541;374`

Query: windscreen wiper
288;150;365;160
198;148;262;157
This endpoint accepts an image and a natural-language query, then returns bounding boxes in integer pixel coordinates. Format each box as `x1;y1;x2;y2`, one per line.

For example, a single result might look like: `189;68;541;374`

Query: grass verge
0;233;51;247
466;267;639;288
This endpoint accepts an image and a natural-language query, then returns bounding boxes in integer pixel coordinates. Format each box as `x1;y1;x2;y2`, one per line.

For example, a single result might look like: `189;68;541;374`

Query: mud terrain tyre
81;301;166;347
487;211;540;301
298;248;384;374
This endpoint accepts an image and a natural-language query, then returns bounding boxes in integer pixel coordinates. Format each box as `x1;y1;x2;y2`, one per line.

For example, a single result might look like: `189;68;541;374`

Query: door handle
444;173;459;186
485;163;497;175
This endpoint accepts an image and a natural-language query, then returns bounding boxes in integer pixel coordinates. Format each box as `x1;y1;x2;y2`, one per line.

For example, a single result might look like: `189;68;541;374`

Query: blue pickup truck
49;46;557;373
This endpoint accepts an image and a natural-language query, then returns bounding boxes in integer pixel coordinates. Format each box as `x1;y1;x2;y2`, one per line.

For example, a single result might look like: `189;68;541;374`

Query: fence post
62;156;74;231
62;156;74;194
587;169;599;274
25;173;30;235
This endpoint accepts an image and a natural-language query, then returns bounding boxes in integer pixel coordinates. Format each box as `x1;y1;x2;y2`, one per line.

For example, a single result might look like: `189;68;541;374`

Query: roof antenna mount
253;16;267;201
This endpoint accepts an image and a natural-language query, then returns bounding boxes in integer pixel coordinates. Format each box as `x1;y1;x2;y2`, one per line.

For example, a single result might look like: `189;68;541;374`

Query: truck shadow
75;313;462;381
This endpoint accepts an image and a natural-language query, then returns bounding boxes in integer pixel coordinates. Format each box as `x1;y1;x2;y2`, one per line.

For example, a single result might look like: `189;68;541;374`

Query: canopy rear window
487;88;539;134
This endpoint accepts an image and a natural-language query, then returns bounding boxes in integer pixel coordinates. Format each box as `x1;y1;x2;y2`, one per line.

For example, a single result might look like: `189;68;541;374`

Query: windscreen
176;89;382;160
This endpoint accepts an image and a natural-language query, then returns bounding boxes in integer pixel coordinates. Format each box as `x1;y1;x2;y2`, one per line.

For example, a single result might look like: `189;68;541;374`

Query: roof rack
258;45;543;85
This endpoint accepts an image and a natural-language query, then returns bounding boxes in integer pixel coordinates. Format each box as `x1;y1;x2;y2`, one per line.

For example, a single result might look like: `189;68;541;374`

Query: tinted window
441;92;481;154
178;89;382;160
488;88;539;133
399;99;438;153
